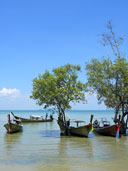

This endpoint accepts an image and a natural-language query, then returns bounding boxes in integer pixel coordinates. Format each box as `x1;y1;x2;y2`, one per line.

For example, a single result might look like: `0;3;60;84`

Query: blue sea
0;110;128;171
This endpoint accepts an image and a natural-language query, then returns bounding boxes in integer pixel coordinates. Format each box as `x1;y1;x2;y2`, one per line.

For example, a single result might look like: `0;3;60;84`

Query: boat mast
8;114;11;133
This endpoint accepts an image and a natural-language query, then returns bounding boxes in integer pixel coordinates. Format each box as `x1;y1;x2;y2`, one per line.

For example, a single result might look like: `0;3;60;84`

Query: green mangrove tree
30;64;86;135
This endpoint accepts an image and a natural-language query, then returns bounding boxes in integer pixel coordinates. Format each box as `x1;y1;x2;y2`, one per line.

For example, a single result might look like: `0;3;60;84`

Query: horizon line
0;109;114;111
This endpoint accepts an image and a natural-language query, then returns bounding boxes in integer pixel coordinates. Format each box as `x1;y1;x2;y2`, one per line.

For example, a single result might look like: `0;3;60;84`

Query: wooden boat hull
4;123;23;134
12;114;53;123
94;125;118;137
69;124;92;137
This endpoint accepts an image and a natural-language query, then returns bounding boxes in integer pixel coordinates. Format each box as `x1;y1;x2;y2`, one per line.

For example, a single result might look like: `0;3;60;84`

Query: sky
0;0;128;110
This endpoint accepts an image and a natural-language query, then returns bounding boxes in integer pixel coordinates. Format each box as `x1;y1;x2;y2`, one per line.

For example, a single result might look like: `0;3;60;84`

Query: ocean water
0;110;128;171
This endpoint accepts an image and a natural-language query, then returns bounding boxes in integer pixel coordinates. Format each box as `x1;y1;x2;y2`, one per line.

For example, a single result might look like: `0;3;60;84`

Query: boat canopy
73;120;85;127
31;115;43;118
73;120;85;123
30;115;43;120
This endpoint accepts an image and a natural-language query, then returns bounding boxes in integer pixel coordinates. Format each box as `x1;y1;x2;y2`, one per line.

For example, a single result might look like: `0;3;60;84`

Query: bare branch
99;20;125;59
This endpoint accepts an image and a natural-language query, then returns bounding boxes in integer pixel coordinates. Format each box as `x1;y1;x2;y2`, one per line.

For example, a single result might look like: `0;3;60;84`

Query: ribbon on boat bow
87;123;94;131
92;125;93;131
117;114;121;132
88;114;94;131
116;114;121;138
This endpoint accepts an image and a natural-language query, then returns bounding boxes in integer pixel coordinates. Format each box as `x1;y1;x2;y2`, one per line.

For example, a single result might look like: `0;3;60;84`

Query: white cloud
0;88;39;110
0;88;20;97
0;88;105;110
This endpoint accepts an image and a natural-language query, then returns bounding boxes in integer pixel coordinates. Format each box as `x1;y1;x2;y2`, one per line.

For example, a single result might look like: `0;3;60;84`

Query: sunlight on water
0;110;128;170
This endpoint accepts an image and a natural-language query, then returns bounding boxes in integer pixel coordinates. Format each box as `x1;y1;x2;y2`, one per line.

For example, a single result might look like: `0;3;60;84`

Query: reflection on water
0;110;128;170
4;132;22;150
40;130;60;138
57;136;93;166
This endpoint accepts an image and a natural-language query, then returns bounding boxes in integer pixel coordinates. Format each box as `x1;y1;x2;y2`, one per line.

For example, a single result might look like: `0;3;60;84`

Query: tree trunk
114;113;118;123
114;111;127;135
57;111;69;136
120;114;127;135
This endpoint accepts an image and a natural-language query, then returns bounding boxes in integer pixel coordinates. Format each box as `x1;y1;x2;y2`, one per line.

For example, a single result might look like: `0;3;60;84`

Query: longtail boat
11;112;53;123
4;114;23;134
69;115;93;137
93;118;119;137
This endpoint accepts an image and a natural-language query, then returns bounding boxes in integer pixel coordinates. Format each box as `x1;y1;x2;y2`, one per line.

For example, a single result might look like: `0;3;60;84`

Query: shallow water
0;110;128;170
